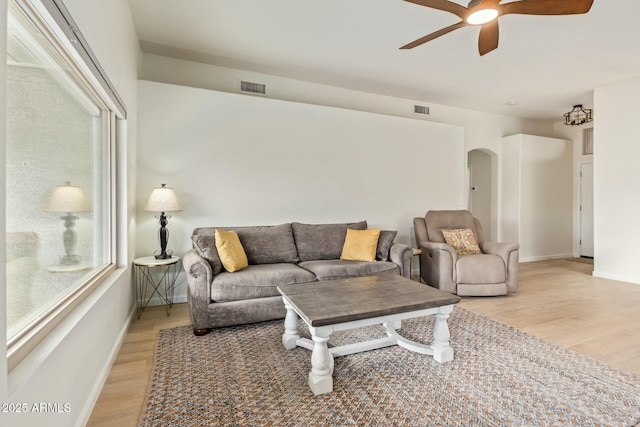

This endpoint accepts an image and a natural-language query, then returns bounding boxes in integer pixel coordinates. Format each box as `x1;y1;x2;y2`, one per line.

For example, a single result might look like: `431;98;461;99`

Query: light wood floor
86;259;640;426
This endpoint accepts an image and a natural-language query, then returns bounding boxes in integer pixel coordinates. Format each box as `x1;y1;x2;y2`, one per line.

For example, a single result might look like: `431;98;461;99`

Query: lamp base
154;214;174;260
155;251;172;260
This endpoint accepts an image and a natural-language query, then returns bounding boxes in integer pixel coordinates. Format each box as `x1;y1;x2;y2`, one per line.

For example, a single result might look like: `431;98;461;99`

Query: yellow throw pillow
214;229;248;272
340;228;381;262
441;228;482;255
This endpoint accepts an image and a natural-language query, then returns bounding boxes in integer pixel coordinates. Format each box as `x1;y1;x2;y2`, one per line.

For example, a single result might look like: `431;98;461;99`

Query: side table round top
134;256;181;267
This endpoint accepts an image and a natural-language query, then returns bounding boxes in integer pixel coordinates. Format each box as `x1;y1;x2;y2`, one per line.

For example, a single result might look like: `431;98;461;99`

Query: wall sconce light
144;184;182;259
563;104;593;126
45;181;90;265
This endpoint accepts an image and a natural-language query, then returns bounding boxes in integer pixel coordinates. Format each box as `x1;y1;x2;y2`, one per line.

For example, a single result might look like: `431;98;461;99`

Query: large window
5;0;123;366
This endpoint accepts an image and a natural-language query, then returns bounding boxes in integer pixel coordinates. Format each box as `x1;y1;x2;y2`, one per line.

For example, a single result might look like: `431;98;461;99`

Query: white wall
1;1;140;426
553;120;594;257
501;134;573;261
139;53;558;256
592;77;640;284
140;54;555;158
137;80;465;300
500;138;521;246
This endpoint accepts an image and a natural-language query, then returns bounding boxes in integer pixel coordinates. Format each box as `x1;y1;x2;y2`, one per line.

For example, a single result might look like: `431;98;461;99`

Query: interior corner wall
552;120;593;258
501;134;573;261
500;135;521;245
136;80;465;300
593;78;640;284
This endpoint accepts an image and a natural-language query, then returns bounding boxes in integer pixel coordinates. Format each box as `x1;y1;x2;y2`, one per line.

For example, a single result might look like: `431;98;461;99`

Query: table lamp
144;184;182;259
45;181;90;265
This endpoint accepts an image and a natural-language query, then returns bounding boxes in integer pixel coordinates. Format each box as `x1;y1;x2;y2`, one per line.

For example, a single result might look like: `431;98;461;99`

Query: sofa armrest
480;241;519;292
419;242;458;294
183;249;214;330
420;241;457;256
389;242;412;278
480;241;518;260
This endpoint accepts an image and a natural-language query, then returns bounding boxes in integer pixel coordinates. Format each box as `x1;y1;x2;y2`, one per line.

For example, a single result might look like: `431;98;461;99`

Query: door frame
579;162;594;258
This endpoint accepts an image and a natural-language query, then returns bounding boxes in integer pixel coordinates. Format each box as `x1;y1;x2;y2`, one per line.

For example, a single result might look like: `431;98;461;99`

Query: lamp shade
144;184;182;213
45;182;90;213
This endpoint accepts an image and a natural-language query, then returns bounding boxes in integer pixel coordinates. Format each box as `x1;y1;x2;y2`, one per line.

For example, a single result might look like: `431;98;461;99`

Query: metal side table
134;256;181;318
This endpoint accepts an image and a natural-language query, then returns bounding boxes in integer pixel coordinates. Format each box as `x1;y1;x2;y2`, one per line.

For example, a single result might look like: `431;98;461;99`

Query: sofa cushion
235;224;299;265
292;220;367;262
456;254;505;284
298;259;399;281
376;230;397;261
215;229;248;272
192;223;299;274
340;228;381;262
211;263;317;302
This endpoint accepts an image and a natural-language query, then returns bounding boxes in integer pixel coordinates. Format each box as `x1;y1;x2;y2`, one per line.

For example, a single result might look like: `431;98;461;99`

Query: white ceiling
127;0;640;121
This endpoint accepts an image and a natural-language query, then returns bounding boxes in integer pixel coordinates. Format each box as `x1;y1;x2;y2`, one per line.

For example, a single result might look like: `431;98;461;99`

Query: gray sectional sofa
183;221;412;335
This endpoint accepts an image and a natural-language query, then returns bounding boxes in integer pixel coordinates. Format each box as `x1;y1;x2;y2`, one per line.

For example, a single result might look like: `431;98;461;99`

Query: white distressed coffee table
277;275;461;395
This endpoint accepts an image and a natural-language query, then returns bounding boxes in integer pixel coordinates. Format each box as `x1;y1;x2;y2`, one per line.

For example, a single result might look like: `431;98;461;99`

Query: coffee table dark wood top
277;275;461;327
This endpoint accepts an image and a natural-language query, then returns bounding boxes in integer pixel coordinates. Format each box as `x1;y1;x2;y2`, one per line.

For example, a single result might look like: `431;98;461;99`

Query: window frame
582;127;594;156
6;0;124;370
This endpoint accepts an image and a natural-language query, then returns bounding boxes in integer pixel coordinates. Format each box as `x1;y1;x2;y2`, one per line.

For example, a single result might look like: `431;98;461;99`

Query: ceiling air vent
239;80;266;95
414;105;430;115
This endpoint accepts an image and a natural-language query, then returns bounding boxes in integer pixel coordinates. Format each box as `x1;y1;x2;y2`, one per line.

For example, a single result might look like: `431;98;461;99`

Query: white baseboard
592;270;640;285
76;305;136;427
519;253;573;263
144;293;188;307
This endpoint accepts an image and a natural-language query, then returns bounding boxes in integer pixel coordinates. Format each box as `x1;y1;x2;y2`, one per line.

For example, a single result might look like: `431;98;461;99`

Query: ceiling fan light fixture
401;0;594;54
466;8;499;25
563;104;593;126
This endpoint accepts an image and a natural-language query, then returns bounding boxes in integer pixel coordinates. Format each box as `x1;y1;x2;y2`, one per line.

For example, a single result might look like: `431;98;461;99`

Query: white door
468;150;493;239
580;163;594;257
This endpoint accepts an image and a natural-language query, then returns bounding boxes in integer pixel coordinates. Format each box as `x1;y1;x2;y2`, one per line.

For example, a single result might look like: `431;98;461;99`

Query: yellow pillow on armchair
340;228;381;262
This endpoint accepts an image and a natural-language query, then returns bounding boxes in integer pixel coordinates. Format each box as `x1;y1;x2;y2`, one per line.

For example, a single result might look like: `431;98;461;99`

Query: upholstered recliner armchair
413;210;519;296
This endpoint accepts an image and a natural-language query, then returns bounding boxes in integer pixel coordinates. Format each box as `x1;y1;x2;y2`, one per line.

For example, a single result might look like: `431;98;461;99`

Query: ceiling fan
400;0;594;56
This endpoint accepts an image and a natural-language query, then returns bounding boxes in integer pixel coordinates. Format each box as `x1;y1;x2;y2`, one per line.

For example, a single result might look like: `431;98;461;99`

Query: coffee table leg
309;326;333;395
431;304;454;363
282;299;300;350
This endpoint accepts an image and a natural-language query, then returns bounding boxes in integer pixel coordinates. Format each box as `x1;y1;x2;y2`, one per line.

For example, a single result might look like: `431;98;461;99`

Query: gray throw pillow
292;221;367;261
376;230;398;261
192;234;224;275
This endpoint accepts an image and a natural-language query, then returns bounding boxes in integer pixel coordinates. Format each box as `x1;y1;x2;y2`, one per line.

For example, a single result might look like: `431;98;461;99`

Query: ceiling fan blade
478;20;499;55
404;0;468;19
400;21;467;49
500;0;594;16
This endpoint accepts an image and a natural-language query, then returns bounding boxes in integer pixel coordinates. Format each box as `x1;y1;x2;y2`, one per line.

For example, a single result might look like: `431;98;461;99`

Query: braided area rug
139;306;640;426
